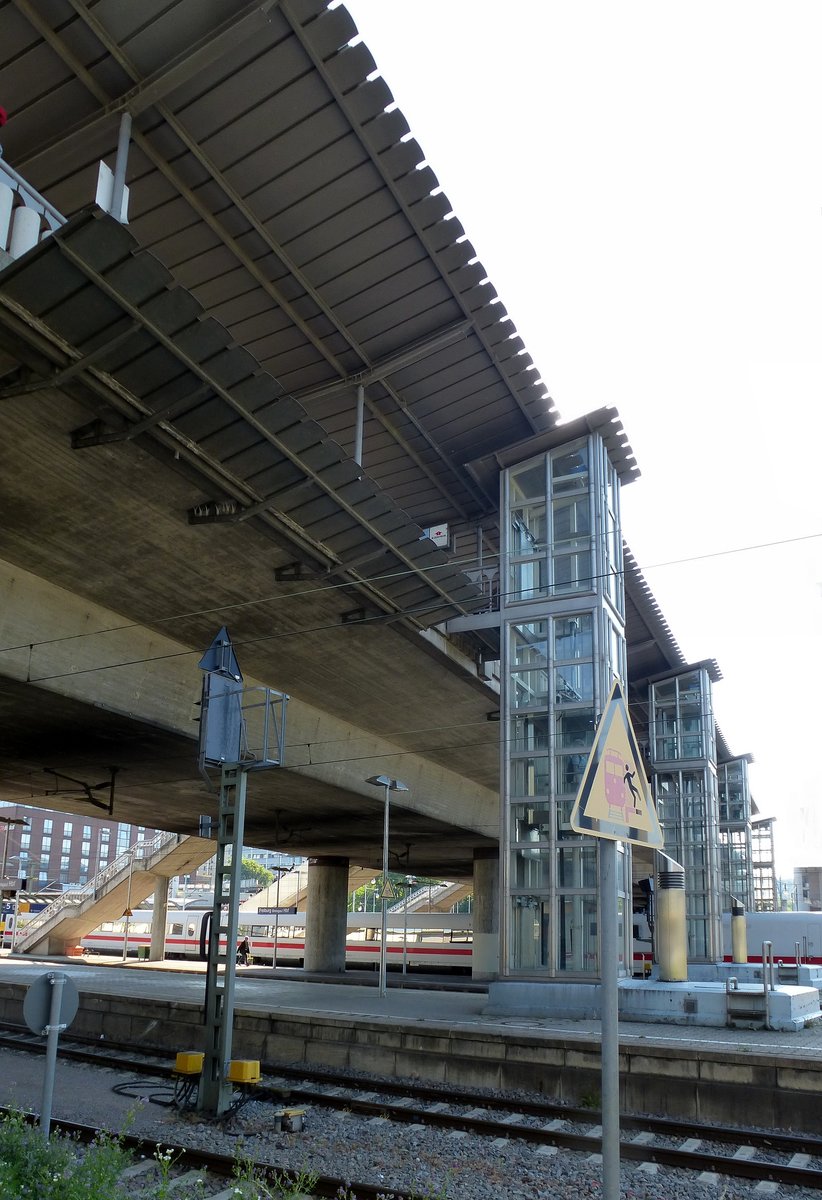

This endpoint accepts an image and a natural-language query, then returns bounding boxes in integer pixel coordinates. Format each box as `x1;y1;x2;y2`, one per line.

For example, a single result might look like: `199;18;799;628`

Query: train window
170;922;183;936
187;923;196;937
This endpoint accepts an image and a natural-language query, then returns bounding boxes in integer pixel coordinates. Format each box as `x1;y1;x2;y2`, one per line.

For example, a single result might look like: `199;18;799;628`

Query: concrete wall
0;982;818;1133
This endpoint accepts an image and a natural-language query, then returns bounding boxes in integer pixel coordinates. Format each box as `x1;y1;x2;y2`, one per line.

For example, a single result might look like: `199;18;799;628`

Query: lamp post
122;844;137;962
366;775;409;998
1;816;30;880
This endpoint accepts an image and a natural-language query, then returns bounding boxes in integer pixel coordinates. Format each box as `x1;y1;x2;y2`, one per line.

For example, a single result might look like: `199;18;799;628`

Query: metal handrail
388;882;450;913
0;159;66;229
16;830;177;944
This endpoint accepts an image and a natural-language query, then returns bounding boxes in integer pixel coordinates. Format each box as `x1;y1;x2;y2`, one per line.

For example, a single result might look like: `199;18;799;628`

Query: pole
273;867;281;970
403;882;408;975
40;972;66;1140
122;847;135;962
599;838;620;1200
111;110;132;222
10;890;21;952
354;384;365;466
379;782;390;998
1;820;10;880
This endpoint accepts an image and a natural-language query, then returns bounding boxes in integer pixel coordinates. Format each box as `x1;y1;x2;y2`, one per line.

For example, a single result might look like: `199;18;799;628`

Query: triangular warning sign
569;680;663;848
379;878;397;901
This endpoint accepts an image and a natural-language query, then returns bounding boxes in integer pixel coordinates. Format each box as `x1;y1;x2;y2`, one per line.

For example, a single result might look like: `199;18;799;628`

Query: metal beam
14;0;489;521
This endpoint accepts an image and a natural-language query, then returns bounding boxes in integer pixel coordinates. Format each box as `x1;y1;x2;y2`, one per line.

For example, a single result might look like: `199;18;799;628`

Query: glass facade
717;758;753;911
502;432;630;978
649;667;721;961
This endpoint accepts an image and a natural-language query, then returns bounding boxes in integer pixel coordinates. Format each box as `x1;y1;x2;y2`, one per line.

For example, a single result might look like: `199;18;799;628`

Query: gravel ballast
1;1047;819;1200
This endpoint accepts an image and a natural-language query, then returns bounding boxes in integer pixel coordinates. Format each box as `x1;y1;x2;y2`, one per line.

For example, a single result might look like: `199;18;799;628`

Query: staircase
241;863;378;913
14;833;216;955
389;881;472;913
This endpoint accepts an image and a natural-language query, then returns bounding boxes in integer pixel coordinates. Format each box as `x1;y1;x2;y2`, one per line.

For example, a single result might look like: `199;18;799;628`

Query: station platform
1;953;821;1132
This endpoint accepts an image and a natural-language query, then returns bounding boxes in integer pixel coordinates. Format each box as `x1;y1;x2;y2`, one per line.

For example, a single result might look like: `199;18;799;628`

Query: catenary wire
0;528;819;659
7;523;822;685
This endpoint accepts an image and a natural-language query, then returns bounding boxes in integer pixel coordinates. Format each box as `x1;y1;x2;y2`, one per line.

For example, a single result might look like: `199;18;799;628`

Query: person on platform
237;936;250;965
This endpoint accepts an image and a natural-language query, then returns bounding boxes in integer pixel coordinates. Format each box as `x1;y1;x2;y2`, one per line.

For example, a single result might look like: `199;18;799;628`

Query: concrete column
304;856;349;973
149;876;170;961
472;848;499;979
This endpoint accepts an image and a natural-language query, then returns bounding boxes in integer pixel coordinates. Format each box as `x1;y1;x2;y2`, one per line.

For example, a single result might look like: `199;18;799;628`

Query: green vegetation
0;1111;132;1200
241;857;276;889
0;1111;448;1199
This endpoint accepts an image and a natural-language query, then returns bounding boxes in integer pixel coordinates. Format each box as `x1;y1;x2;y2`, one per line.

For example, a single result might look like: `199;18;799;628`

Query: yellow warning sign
379;878;397;901
569;680;663;848
123;908;133;917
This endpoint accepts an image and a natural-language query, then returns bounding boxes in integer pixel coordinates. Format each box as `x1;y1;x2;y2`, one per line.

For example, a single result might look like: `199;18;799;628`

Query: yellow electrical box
174;1051;204;1075
227;1059;260;1083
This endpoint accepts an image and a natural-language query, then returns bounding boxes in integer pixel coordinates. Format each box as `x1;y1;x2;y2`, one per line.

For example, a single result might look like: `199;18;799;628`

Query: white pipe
0;184;13;253
9;205;40;258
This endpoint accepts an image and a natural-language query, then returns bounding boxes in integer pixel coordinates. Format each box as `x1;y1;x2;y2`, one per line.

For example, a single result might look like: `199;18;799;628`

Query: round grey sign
23;972;79;1035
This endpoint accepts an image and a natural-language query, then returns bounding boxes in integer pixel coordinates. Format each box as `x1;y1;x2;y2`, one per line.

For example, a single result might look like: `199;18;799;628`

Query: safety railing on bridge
0;159;66;261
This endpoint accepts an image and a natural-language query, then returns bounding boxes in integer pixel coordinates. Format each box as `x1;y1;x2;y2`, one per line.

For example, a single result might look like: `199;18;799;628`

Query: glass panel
512;803;553;843
510;557;547;601
558;893;598;973
510;896;550;970
511;714;552;752
511;848;552;888
556;797;578;839
511;623;549;668
554;614;593;660
510;757;552;797
553;495;590;541
511;504;546;553
555;753;587;795
510;460;546;503
551;441;589;494
554;708;596;751
555;663;593;705
557;845;597;888
552;548;593;593
511;668;549;709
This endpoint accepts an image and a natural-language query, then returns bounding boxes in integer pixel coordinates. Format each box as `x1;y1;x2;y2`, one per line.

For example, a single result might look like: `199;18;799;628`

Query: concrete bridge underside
0;557;498;879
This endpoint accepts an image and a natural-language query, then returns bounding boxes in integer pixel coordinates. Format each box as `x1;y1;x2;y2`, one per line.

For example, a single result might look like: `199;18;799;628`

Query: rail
0;159;66;229
16;830;177;943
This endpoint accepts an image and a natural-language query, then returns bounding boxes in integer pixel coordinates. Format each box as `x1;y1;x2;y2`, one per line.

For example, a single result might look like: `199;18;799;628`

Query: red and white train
80;909;474;972
80;906;822;974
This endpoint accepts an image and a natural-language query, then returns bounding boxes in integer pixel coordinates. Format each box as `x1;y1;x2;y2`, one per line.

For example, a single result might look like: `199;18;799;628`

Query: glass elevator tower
498;416;637;979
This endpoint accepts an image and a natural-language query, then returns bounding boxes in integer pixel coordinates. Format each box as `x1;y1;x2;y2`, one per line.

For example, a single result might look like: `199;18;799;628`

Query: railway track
2;1022;822;1195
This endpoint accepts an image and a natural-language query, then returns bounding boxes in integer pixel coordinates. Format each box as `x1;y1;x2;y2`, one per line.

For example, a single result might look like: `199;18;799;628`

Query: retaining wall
0;981;818;1134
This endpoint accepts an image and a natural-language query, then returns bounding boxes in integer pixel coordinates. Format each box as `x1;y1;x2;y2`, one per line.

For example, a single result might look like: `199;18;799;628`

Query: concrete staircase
14;833;216;955
390;881;472;913
242;864;377;913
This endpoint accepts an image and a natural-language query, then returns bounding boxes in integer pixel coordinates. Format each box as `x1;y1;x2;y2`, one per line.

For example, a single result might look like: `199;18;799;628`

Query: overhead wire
0;527;819;662
3;527;820;686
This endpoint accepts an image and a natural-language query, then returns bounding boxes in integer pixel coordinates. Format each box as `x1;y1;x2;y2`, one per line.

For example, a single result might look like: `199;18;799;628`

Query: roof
1;0;558;533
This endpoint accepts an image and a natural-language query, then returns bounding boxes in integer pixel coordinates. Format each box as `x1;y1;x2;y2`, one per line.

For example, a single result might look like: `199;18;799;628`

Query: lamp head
366;775;409;792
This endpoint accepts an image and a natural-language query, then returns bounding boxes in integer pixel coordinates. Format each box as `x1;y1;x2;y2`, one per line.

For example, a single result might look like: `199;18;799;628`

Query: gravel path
1;1047;819;1200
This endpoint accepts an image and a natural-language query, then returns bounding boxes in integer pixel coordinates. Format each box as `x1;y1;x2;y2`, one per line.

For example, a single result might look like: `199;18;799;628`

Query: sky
344;0;822;876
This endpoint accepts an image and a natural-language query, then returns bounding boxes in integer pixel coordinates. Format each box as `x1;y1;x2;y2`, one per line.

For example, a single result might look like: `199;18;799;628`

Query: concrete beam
0;559;499;864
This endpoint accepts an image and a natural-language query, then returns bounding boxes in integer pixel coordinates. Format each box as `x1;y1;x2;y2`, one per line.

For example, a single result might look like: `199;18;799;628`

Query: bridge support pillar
149;877;169;961
472;847;499;980
304;856;349;973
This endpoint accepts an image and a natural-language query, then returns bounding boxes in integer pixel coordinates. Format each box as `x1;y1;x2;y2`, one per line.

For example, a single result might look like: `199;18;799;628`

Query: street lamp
366;775;409;998
122;844;138;962
1;816;30;880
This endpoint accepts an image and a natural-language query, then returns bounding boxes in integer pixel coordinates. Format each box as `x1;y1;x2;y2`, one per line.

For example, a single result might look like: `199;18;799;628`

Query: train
76;906;822;974
632;908;822;968
80;909;474;972
720;910;822;965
